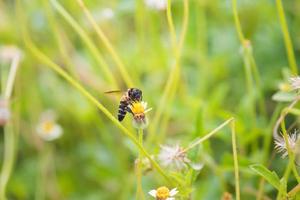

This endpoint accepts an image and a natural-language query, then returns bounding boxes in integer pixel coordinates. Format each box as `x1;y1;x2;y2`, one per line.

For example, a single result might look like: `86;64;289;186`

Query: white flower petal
148;190;157;197
169;188;178;196
191;163;204;171
36;123;63;141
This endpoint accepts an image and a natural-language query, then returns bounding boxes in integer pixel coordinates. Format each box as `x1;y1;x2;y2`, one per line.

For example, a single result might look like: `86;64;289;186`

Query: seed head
274;130;299;158
158;144;190;170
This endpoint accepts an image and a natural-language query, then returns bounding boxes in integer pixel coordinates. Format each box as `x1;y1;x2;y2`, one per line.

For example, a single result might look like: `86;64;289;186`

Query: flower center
156;186;170;200
42;121;54;133
130;102;145;114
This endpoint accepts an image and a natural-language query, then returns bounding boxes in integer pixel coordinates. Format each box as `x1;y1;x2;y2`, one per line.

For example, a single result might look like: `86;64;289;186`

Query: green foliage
250;164;281;190
0;0;300;199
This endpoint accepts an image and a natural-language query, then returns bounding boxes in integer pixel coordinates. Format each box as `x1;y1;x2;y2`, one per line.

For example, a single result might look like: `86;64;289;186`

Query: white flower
274;130;299;158
289;77;300;90
145;0;167;10
128;101;152;129
149;186;178;200
100;8;114;20
36;110;63;141
0;99;10;126
158;144;190;170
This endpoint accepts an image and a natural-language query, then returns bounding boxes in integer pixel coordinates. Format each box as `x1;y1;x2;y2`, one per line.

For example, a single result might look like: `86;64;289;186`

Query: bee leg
126;106;133;114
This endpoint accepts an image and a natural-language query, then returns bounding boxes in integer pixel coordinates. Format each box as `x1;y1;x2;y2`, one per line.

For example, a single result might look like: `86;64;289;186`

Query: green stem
0;123;15;200
232;0;245;43
76;0;134;87
135;129;144;200
147;0;188;144
288;183;300;198
0;53;20;200
231;120;240;200
42;0;78;80
276;0;298;75
50;0;118;87
183;118;234;152
182;118;240;200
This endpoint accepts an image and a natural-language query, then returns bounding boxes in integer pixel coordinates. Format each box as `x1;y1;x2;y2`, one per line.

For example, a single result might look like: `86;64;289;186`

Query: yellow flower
128;101;152;129
149;186;178;200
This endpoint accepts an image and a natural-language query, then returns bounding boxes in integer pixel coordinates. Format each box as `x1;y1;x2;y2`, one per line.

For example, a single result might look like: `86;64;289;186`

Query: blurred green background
0;0;300;199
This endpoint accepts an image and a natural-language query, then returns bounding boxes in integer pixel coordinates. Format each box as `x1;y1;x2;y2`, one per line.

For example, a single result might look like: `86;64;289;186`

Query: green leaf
250;164;280;190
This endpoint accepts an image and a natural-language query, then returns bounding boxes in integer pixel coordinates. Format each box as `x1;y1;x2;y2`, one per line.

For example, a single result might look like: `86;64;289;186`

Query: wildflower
0;99;10;126
128;101;152;129
36;110;63;141
100;8;114;20
149;186;178;200
145;0;167;10
289;76;300;90
274;130;299;158
158;144;190;170
278;82;292;92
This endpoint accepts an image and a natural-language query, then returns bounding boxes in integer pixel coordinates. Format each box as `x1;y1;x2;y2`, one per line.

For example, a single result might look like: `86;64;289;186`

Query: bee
105;88;143;121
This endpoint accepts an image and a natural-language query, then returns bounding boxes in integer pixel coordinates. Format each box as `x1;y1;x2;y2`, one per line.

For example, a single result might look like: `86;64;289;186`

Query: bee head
128;88;142;101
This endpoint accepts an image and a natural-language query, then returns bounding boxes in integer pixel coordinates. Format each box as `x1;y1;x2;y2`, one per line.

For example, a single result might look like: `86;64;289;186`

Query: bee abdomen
118;101;128;121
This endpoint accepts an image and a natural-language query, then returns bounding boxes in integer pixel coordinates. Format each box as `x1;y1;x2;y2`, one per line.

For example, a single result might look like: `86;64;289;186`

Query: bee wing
104;90;123;94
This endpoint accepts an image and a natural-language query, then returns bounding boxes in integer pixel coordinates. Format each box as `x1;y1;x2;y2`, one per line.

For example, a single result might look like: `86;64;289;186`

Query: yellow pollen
279;82;291;92
131;102;145;114
156;186;170;200
42;121;54;133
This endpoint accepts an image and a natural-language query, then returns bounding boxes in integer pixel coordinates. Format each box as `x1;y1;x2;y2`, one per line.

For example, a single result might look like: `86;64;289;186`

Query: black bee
106;88;143;121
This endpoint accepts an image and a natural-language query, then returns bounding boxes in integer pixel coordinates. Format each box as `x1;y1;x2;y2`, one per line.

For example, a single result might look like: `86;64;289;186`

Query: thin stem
273;97;300;140
0;123;14;200
276;0;298;75
76;0;134;87
4;54;20;100
231;120;240;200
288;183;300;197
232;0;245;43
50;0;118;87
147;0;188;144
166;0;177;53
0;54;20;200
42;0;78;80
183;118;234;153
182;118;240;199
280;120;295;187
135;129;144;200
232;0;261;127
35;145;51;200
292;164;300;183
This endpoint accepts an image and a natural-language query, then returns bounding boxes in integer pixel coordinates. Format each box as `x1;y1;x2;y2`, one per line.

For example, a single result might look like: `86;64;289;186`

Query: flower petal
169;188;178;196
148;190;157;197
